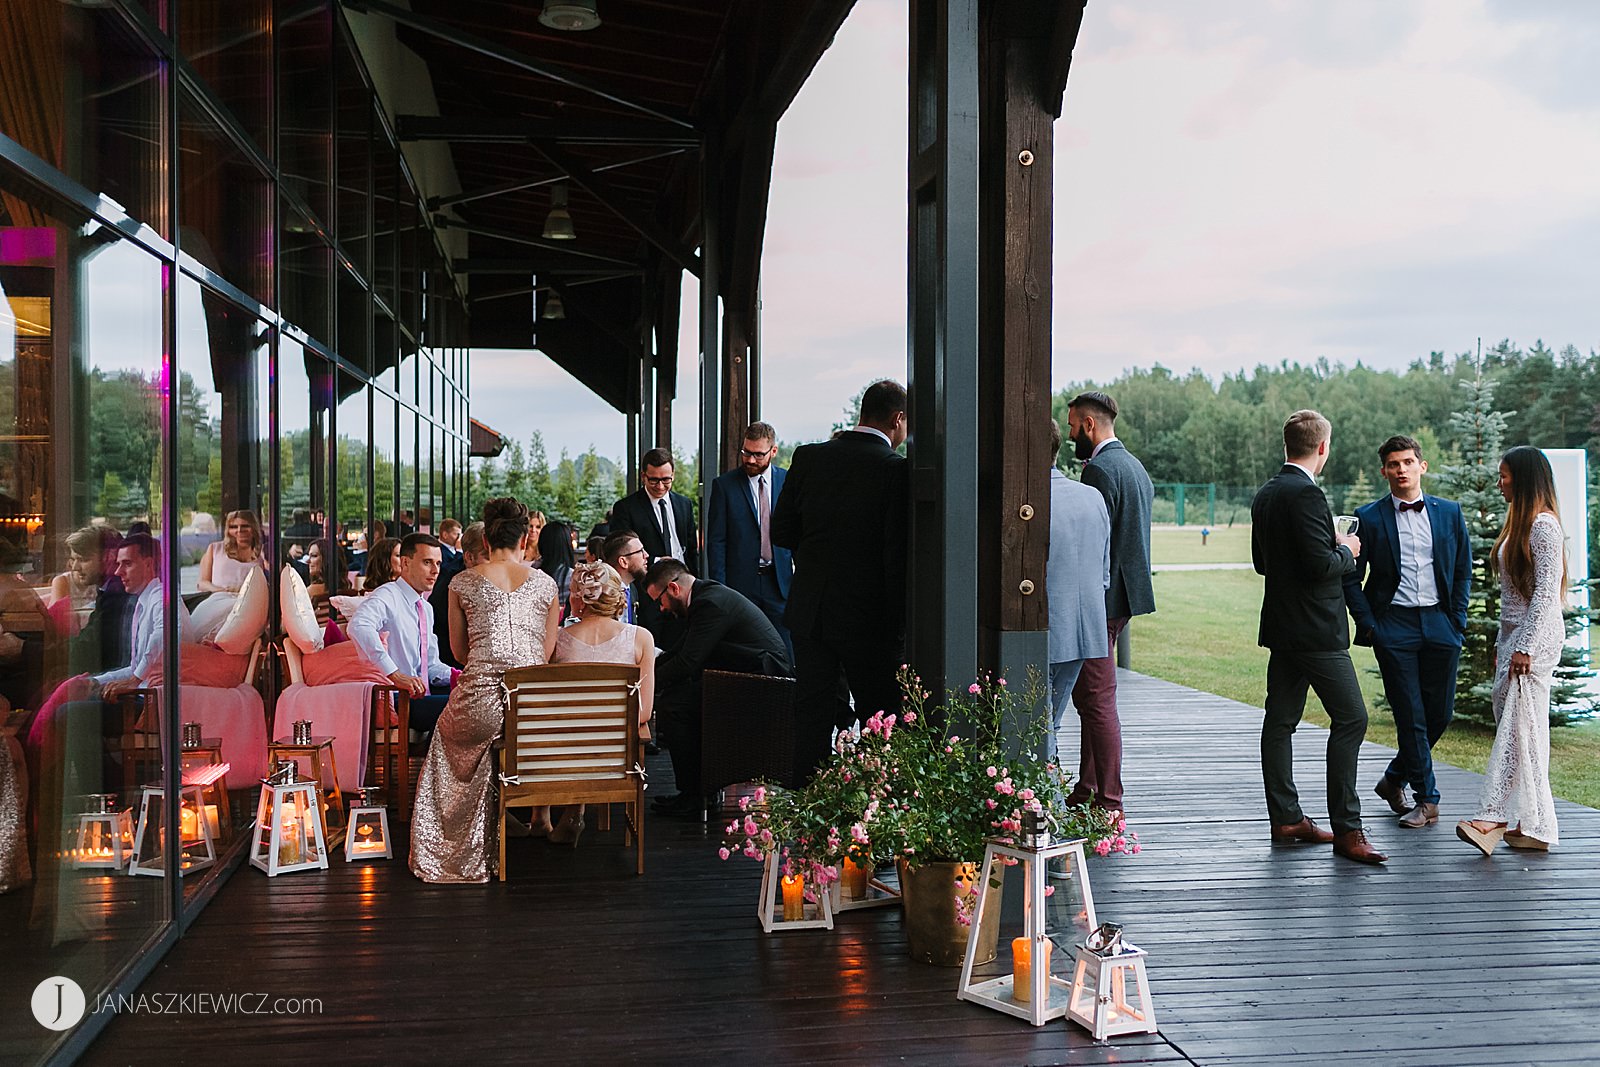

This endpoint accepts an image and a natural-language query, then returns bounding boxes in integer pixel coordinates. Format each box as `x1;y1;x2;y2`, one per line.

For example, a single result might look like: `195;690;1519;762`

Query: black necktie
1397;499;1424;513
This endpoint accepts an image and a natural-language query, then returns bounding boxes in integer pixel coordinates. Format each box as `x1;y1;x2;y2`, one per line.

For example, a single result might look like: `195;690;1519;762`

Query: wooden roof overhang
345;0;857;414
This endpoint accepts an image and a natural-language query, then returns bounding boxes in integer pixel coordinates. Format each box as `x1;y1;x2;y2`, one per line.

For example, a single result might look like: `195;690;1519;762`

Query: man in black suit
771;379;909;776
429;519;467;668
706;420;794;658
1251;409;1385;864
643;559;791;815
611;447;699;575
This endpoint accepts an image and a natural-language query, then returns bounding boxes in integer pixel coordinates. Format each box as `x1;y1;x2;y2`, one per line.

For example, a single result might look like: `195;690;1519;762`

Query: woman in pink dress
548;561;656;845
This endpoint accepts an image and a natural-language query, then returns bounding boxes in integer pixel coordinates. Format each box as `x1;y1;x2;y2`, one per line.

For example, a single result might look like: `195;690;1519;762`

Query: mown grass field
1150;523;1253;565
1128;568;1600;810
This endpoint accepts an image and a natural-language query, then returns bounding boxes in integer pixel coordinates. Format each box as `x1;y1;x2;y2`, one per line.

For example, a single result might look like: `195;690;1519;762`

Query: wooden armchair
700;670;806;792
279;641;414;821
497;663;644;879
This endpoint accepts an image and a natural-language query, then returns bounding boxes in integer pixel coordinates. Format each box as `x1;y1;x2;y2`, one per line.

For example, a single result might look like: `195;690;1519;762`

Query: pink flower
743;816;758;837
1131;843;1142;854
998;677;1007;687
1112;835;1126;851
986;766;997;777
968;683;981;694
1018;788;1035;801
904;711;916;723
851;824;869;844
949;735;961;744
944;746;953;753
744;843;760;858
718;847;731;861
995;779;1015;796
753;786;767;804
1043;885;1055;897
738;796;751;811
986;799;998;809
1094;839;1112;857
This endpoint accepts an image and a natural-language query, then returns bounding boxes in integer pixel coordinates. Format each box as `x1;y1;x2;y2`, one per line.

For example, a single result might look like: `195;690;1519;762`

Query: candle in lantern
278;814;303;866
781;874;805;922
1012;936;1052;1003
203;804;221;841
841;857;870;900
180;803;198;843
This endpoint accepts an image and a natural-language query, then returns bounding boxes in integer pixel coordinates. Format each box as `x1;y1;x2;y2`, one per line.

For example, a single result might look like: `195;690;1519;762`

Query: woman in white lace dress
1457;447;1566;856
548;561;655;845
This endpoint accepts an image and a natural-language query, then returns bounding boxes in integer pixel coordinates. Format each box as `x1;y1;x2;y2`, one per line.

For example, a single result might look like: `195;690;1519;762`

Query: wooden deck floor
79;672;1600;1066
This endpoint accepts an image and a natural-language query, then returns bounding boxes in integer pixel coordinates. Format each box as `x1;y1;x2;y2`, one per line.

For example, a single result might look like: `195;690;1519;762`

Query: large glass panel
0;3;167;235
373;310;396;396
335;46;369;280
372;391;395;541
278;337;327;583
337;266;367;374
398;406;415;535
179;0;272;155
179;89;273;306
279;3;333;226
334;374;367;555
280;200;329;345
372;121;397;310
0;177;171;1063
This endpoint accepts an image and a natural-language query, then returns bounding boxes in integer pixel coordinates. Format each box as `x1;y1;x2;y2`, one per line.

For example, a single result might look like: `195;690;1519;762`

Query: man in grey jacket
1046;420;1111;778
1064;390;1156;813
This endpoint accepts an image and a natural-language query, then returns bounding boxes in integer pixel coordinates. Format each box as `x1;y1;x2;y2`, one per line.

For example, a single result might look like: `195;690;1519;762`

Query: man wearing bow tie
1344;435;1472;830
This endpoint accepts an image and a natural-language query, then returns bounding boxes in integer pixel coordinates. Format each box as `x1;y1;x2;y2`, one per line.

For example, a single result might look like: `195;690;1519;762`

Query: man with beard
705;421;794;659
642;558;790;816
1062;390;1155;814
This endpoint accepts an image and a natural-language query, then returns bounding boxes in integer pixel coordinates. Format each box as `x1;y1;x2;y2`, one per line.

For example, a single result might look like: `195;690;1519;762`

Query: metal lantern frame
829;856;902;912
757;851;834;932
956;835;1097;1026
250;765;331;877
128;782;216;877
74;794;134;870
267;734;345;845
177;736;233;841
1067;939;1158;1040
345;787;393;861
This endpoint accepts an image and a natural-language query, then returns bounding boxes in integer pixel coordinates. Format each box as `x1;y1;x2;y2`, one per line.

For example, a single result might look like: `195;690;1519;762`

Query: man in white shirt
1343;435;1472;829
96;534;192;700
349;533;455;732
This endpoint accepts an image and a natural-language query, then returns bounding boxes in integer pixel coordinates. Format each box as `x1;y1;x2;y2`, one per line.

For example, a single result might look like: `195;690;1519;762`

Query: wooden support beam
531;142;703;278
341;0;695;129
397;115;700;147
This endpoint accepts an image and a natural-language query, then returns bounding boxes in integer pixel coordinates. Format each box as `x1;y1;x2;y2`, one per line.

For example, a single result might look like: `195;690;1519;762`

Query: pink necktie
758;477;772;565
415;598;429;683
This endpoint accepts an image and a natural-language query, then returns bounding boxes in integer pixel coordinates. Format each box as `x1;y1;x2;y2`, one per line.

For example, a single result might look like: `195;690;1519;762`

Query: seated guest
362;536;402;592
348;534;455;734
191;510;268;642
642;559;791;816
49;525;123;639
430;521;469;669
548;561;656;844
305;538;356;635
585;534;605;565
538;521;576;618
524;511;546;567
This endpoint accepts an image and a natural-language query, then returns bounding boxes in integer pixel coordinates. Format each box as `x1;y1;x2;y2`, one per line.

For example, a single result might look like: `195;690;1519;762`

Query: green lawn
1150;523;1253;565
1129;569;1600;810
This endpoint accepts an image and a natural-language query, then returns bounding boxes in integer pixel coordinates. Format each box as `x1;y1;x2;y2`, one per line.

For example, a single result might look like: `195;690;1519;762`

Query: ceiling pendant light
542;291;566;320
543;183;577;241
540;0;601;32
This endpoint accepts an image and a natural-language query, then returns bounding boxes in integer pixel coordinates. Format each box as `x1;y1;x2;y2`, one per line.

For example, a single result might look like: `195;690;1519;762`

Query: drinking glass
1334;515;1359;538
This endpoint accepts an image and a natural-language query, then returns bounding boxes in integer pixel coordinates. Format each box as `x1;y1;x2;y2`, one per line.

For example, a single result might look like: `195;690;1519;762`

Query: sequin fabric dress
1474;513;1564;845
410;568;556;883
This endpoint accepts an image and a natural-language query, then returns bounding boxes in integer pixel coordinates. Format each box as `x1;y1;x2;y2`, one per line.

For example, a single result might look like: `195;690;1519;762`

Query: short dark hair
641;447;674;472
744;421;777;445
439;518;462;536
859;380;908;426
1050;418;1063;462
602;529;640;568
585;535;606;559
399;532;441;557
1282;409;1331;459
1068;391;1118;422
120;532;157;560
644;557;688;591
1378;435;1423;463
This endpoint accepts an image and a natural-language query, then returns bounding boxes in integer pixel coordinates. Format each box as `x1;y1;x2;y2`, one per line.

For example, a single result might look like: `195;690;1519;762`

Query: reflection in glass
279;4;333;225
279;337;327;577
335;49;369;279
398;407;416;536
280;199;329;345
335;375;368;549
373;392;395;536
179;88;274;305
179;0;272;154
337;266;368;375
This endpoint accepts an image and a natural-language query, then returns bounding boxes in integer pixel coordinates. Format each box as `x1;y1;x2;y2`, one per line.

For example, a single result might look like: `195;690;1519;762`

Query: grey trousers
1262;648;1368;834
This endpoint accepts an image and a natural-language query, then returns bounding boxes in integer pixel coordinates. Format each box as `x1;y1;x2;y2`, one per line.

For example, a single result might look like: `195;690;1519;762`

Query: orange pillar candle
842;857;870;900
1013;937;1052;1003
781;874;805;922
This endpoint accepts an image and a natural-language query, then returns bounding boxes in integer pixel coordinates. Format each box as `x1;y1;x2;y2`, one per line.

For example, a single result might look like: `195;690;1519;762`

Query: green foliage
467;432;624;534
1341;468;1374;514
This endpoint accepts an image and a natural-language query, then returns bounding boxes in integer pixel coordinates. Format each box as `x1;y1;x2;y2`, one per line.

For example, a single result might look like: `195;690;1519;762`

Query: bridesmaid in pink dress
549;561;656;845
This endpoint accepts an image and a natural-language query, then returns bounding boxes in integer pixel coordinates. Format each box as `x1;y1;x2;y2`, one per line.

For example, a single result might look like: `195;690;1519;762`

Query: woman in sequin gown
410;500;560;884
1457;447;1566;856
547;562;656;844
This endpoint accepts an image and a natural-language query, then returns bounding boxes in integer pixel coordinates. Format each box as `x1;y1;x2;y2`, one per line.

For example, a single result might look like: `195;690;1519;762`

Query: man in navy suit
1344;434;1472;829
706;421;794;659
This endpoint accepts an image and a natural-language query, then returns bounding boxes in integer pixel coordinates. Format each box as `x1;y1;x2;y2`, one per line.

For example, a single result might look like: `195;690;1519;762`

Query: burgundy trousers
1067;616;1127;810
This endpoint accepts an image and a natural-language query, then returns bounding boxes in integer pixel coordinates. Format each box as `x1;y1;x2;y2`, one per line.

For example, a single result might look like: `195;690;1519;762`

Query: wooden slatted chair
497;663;644;880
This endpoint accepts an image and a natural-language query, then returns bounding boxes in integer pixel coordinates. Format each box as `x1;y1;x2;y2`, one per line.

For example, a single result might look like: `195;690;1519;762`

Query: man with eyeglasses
611;447;700;577
706;421;794;659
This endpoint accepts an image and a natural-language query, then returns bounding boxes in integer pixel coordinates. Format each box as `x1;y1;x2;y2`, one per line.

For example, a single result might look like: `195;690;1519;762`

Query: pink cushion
302;642;392;687
146;644;250;687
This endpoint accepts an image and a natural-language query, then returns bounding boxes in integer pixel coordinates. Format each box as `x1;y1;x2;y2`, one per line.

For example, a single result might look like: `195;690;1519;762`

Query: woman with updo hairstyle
546;560;655;845
482;497;531;551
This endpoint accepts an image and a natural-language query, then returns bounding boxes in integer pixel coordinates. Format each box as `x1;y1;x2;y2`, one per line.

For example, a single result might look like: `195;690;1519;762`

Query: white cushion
329;594;365;621
213;566;268;655
280;566;324;655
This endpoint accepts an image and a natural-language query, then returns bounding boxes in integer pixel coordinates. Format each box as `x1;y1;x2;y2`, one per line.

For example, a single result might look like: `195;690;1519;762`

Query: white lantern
73;794;134;870
829;855;901;912
344;786;392;862
756;852;833;932
127;782;216;877
1066;934;1158;1040
249;761;330;876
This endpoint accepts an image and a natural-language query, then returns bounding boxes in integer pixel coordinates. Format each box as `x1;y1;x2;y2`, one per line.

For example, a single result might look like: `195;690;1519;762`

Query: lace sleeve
1512;515;1564;654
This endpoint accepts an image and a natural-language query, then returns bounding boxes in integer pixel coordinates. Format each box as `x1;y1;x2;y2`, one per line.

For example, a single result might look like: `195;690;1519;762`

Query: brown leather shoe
1373;777;1409;816
1398;801;1439;828
1271;817;1334;845
1333;829;1388;864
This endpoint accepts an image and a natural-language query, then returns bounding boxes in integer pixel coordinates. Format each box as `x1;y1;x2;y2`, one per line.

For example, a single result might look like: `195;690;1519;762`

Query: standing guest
612;448;700;575
1064;391;1154;814
706;421;794;658
1344;435;1471;829
362;537;402;592
191;510;269;643
410;500;559;882
643;559;790;816
394;509;415;539
283;507;321;576
771;380;909;776
1457;447;1566;856
549;561;656;845
588;510;614;543
524;511;547;567
1044;420;1111;803
459;521;488;569
348;534;455;734
1252;410;1383;864
538;521;576;618
431;520;468;669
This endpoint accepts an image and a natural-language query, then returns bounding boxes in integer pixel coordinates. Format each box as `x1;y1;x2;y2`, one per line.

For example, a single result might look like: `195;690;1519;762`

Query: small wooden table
267;735;344;844
178;738;232;841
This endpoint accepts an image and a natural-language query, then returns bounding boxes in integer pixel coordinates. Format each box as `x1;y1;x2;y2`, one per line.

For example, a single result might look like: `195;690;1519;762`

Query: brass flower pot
896;857;1004;967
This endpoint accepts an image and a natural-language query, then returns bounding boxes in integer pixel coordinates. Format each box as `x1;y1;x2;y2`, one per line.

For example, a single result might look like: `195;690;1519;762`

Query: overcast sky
470;0;1600;465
